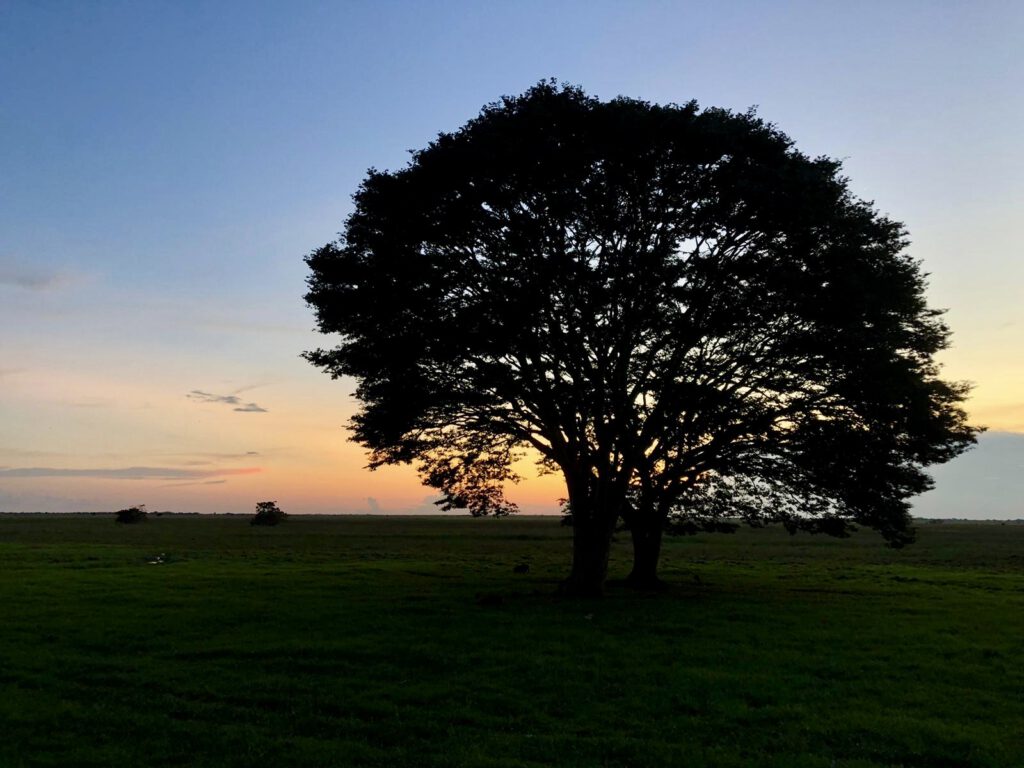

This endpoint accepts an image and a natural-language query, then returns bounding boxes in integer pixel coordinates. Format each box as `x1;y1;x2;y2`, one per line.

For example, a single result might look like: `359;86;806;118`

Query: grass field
1;514;1021;767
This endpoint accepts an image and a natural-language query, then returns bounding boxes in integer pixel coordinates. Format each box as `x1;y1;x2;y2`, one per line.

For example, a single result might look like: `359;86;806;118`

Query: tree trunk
625;517;667;590
560;514;616;597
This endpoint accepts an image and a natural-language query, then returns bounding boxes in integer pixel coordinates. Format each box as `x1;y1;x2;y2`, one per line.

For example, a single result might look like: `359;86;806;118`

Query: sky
1;1;1022;518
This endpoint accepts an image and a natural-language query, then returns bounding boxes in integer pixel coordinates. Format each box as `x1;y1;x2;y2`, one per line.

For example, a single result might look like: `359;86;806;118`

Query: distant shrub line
113;501;287;526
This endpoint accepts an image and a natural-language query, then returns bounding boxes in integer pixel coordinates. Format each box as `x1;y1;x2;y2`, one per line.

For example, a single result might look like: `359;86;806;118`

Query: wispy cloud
0;258;72;291
158;451;262;466
187;390;267;413
233;403;268;413
0;466;262;480
70;398;113;408
158;479;229;488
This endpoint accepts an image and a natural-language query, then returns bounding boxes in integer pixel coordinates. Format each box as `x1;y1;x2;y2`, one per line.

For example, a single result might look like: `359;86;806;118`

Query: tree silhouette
251;500;287;526
305;82;979;595
115;505;148;524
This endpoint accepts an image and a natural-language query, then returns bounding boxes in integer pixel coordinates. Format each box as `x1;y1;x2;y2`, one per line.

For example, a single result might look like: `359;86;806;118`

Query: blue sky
1;1;1022;517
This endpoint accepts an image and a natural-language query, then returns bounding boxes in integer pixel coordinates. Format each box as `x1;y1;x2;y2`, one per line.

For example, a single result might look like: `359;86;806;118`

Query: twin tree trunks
565;513;665;597
562;486;666;596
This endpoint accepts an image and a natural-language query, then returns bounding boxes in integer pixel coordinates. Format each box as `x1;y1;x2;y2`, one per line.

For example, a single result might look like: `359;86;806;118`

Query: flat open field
1;514;1021;767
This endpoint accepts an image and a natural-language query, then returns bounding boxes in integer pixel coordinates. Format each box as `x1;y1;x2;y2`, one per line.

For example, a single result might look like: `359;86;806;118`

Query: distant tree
251;501;287;526
304;82;979;596
115;505;148;524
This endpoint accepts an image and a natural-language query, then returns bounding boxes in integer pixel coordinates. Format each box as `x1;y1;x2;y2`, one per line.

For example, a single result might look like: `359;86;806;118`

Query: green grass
1;514;1022;767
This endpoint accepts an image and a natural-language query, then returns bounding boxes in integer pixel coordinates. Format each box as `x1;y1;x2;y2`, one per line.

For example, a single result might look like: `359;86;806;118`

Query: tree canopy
304;82;978;595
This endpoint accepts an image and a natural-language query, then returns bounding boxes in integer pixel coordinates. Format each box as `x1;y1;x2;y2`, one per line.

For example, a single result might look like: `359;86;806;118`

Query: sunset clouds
187;390;268;413
0;466;262;480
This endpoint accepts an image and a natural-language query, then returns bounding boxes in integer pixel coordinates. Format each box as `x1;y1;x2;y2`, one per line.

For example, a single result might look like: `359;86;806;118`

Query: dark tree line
305;82;978;595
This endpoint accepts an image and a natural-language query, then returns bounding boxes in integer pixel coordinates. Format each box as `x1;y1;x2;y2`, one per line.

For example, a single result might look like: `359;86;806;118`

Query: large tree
305;82;978;595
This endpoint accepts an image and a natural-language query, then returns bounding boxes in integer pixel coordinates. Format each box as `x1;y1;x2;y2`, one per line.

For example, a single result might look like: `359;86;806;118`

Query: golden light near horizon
936;346;1024;433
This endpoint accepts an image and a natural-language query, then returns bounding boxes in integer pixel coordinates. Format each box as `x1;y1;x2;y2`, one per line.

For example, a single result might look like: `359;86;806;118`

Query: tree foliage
305;82;978;594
